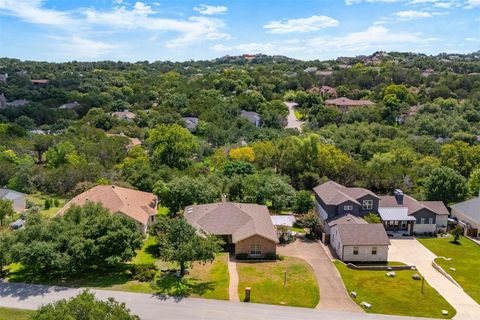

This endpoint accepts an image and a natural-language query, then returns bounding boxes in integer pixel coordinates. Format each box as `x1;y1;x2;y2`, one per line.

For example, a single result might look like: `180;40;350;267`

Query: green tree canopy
424;167;468;204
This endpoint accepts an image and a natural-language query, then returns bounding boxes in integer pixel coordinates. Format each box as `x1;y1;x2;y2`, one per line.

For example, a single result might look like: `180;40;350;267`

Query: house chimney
221;193;228;202
394;189;404;205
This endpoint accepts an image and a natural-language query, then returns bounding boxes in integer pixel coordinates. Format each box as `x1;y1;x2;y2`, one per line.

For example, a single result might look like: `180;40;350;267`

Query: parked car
10;219;25;229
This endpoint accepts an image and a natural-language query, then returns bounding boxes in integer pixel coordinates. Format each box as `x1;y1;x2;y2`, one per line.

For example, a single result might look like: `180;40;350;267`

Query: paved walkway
389;239;480;320
0;282;436;320
284;102;304;132
228;254;240;302
277;237;362;312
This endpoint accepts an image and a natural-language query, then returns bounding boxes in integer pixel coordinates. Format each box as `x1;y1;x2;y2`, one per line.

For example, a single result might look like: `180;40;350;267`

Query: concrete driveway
277;237;362;312
284;102;304;132
389;238;480;320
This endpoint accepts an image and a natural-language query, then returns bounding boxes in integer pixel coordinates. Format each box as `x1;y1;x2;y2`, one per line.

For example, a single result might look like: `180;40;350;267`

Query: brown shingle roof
57;185;157;225
379;195;448;216
184;202;278;243
335;223;390;246
325;97;375;107
327;213;367;227
313;181;379;206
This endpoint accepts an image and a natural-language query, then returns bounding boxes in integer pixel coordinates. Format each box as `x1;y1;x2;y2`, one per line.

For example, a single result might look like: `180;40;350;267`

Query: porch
378;207;416;236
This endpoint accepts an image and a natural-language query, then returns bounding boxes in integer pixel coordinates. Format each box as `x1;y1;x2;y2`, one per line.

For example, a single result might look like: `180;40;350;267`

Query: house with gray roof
240;110;261;127
182;117;199;132
185;202;278;258
0;188;27;212
112;110;136;121
378;190;448;235
450;197;480;238
59;101;80;110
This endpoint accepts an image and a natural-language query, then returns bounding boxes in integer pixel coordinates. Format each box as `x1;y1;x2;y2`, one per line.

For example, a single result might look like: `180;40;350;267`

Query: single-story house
450;197;480;238
57;185;157;234
379;190;449;235
59;101;80;110
325;97;375;113
330;223;390;262
0;188;27;212
184;202;278;258
240;110;261;127
112;110;136;121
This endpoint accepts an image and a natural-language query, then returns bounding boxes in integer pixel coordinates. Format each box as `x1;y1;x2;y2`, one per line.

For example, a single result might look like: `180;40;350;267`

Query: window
428;218;434;224
420;218;425;224
362;200;373;210
150;215;155;222
344;205;353;211
353;246;359;255
372;247;377;255
250;244;261;257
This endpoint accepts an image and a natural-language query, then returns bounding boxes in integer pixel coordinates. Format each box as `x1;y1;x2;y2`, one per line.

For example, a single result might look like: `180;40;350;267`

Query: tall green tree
424;167;468;204
150;217;222;276
0;199;15;226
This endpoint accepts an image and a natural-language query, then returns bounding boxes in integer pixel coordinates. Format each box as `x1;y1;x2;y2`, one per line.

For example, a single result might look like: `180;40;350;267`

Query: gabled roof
379;194;448;216
378;207;416;221
112;110;136;120
325;97;375;107
184;202;278;243
240;110;261;123
58;185;156;225
0;188;26;201
335;223;390;246
450;197;480;224
327;213;367;227
313;181;379;206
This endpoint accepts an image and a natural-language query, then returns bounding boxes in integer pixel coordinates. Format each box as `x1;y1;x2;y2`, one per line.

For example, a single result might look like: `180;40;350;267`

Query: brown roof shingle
325;97;375;107
335;223;390;246
313;181;379;206
184;202;278;243
379;195;448;216
57;185;157;225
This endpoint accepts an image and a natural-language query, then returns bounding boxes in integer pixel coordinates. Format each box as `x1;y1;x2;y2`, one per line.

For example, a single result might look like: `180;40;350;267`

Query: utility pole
284;271;287;287
421;276;424;294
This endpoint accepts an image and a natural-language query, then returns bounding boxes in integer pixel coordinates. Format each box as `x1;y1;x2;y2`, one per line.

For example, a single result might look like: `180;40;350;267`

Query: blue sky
0;0;479;62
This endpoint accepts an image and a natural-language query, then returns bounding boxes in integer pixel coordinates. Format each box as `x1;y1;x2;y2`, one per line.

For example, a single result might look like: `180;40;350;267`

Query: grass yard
334;261;456;318
0;307;34;320
26;193;68;218
236;257;319;308
417;236;480;304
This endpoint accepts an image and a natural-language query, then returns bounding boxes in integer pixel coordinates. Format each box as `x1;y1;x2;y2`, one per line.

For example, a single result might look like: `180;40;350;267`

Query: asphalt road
0;282;438;320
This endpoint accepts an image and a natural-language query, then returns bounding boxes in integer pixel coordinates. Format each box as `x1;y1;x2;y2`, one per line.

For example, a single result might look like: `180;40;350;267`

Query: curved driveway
277;237;362;312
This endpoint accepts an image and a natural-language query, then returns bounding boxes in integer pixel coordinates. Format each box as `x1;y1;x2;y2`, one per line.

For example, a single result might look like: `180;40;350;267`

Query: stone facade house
184;202;278;258
57;185;157;234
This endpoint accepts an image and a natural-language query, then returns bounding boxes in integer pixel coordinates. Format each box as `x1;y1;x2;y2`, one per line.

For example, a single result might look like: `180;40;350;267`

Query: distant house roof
28;129;48;135
335;223;390;246
31;79;49;84
240;110;261;124
0;74;7;82
378;207;416;221
0;188;27;201
106;133;142;149
313;181;379;206
327;213;367;228
316;70;333;76
0;93;6;106
325;97;375;107
59;101;80;109
271;215;296;227
184;202;278;243
6;99;29;107
379;194;448;217
112;110;136;120
450;197;480;224
57;185;157;225
304;67;318;73
182;117;199;132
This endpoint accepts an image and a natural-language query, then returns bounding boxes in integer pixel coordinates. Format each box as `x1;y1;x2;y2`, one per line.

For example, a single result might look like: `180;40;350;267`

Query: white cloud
193;4;228;15
55;36;118;58
0;0;75;26
466;0;480;7
264;15;339;34
395;10;433;19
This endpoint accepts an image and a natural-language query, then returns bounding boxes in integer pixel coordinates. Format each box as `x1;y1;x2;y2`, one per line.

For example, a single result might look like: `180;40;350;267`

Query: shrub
53;199;60;207
235;253;248;260
44;199;51;210
130;264;159;282
265;252;278;260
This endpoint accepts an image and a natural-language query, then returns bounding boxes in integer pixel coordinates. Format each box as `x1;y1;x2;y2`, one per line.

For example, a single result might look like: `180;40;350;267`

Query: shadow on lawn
152;274;215;301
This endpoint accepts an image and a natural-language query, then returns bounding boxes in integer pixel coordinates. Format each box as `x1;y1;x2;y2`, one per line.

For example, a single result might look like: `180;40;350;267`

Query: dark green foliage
8;203;142;275
424;167;468;204
451;225;463;243
31;291;140;320
130;264;159;282
363;213;382;224
298;211;320;236
293;190;314;214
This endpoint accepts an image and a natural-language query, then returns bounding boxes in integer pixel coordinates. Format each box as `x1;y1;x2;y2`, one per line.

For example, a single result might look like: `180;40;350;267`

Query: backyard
6;237;229;300
236;256;319;308
334;261;456;318
418;236;480;304
26;193;67;218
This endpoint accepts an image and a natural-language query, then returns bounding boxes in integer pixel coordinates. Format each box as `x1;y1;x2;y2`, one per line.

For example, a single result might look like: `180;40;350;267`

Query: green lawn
7;237;229;299
26;193;68;218
0;307;34;320
334;261;456;318
417;236;480;304
237;257;319;308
